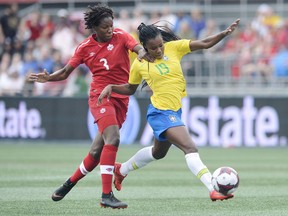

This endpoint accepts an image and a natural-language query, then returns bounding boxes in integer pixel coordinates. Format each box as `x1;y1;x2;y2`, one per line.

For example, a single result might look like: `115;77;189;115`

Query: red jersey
68;28;138;98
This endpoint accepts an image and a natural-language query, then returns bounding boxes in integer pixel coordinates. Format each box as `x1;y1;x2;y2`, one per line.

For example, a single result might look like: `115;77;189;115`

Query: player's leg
114;139;172;191
70;133;103;183
98;122;127;208
97;97;129;209
119;139;172;176
51;133;103;201
165;126;213;189
164;126;233;201
114;104;172;191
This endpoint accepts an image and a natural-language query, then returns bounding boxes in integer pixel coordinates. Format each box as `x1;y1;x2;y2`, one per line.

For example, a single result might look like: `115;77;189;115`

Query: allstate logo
87;96;141;145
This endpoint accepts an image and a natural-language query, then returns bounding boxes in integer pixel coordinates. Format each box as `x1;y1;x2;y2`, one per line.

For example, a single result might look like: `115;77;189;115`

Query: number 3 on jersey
100;58;110;70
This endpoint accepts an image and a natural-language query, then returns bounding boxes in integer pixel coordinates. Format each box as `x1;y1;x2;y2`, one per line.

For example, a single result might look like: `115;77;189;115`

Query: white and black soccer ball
211;167;239;195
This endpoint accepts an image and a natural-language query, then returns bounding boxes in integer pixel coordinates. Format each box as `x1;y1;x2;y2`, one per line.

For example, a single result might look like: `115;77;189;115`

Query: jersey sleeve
171;39;191;57
122;30;139;51
68;43;85;68
128;59;142;85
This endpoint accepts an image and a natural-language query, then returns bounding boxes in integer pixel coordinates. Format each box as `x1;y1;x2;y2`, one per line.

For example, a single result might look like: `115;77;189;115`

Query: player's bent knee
105;136;120;146
152;151;167;160
89;149;101;159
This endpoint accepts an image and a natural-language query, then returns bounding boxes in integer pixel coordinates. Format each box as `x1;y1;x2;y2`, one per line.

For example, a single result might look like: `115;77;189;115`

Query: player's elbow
127;84;138;95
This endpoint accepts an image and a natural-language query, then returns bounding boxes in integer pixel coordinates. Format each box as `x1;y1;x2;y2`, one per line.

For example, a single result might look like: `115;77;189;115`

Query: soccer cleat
113;163;127;191
100;192;128;209
210;190;234;201
51;178;76;201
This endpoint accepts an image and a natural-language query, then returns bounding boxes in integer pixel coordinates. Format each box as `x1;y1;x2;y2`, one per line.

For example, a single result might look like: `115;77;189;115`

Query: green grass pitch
0;142;288;216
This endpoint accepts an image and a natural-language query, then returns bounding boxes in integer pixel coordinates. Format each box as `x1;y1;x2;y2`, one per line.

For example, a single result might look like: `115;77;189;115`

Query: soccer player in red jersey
28;4;150;209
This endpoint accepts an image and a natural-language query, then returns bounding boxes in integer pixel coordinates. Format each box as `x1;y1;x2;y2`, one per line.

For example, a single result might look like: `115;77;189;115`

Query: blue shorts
147;104;185;141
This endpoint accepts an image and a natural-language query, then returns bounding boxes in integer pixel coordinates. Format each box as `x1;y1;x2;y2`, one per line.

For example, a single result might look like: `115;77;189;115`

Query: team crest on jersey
107;44;114;51
169;115;177;122
100;108;106;113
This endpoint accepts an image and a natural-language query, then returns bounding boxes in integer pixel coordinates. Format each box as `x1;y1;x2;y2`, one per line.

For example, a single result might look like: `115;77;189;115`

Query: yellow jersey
129;39;191;111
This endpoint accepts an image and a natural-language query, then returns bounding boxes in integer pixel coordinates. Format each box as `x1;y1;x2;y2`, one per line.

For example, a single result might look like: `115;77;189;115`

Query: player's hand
97;85;112;105
224;19;240;35
27;69;50;83
137;48;155;62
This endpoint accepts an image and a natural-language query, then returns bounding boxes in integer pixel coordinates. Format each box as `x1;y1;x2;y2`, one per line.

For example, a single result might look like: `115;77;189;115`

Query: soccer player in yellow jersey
98;19;240;202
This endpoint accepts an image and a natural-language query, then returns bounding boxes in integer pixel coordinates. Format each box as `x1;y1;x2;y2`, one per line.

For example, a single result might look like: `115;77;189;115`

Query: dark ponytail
137;22;180;48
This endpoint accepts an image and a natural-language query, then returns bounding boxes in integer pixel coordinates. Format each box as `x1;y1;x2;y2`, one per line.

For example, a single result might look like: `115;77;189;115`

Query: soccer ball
211;167;239;195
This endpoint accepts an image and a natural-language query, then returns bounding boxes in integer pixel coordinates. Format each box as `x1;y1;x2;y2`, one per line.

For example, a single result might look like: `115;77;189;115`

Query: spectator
271;46;288;77
12;37;25;56
251;4;283;38
158;6;177;29
131;7;148;32
0;3;20;50
38;50;67;96
38;46;54;74
51;9;76;62
187;7;206;39
273;20;288;51
40;13;55;39
199;19;221;54
0;52;24;96
147;11;161;25
0;52;11;73
177;20;195;40
19;51;38;77
114;9;131;32
173;10;190;35
25;12;42;41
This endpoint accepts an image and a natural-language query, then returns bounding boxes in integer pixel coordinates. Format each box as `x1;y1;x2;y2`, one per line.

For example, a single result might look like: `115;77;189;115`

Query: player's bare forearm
44;68;66;81
48;65;74;81
112;83;138;95
190;19;240;51
97;83;138;105
28;64;74;83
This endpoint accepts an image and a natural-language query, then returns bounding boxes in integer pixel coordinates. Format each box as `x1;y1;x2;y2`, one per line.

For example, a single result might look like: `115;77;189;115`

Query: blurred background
0;0;288;147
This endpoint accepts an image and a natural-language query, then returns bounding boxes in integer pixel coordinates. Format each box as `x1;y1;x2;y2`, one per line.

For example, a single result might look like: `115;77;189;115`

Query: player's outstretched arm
97;83;139;105
189;19;240;52
27;64;75;83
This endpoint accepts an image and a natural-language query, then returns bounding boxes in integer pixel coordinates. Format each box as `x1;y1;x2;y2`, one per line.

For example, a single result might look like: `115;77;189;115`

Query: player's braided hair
138;22;180;90
84;3;114;29
137;22;180;48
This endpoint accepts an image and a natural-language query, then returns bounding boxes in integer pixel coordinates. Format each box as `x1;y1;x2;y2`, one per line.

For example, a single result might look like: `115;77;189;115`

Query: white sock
185;152;214;192
120;146;156;176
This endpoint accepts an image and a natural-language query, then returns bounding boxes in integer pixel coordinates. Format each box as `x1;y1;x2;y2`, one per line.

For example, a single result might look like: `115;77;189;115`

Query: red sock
70;153;99;183
100;145;118;194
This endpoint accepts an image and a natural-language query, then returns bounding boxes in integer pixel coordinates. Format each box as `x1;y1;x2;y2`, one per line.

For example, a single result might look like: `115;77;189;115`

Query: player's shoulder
166;39;189;46
75;35;94;52
113;28;131;38
131;58;147;69
165;39;190;52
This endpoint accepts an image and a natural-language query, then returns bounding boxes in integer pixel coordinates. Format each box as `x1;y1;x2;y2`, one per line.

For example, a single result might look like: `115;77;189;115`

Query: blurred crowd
0;3;288;97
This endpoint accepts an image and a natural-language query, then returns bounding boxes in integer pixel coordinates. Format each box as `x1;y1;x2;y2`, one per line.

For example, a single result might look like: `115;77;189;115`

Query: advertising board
0;96;287;147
